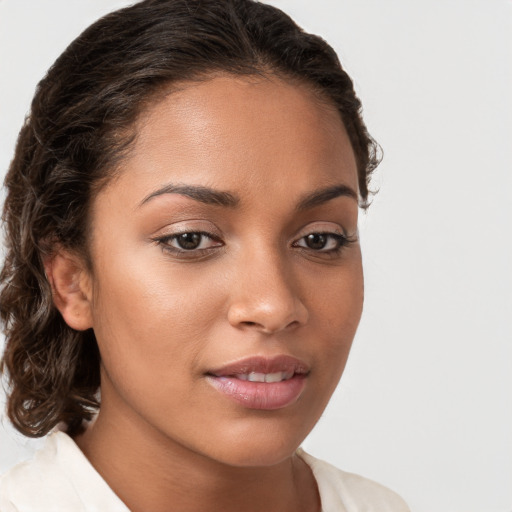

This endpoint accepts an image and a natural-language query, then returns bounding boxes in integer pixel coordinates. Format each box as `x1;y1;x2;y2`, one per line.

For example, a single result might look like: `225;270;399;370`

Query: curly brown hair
0;0;380;438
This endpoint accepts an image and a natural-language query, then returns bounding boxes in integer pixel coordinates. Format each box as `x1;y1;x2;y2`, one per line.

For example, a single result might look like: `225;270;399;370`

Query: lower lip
206;375;307;410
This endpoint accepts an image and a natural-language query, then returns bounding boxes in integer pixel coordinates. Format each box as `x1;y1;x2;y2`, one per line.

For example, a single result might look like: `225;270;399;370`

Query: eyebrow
296;184;358;211
139;183;240;208
139;182;357;210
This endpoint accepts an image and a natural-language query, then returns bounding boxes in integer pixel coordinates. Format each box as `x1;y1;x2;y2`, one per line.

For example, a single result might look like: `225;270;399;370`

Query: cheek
88;253;226;398
309;254;364;370
313;250;363;320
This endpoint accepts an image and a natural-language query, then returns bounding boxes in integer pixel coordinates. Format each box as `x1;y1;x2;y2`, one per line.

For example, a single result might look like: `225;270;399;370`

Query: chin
199;416;315;468
212;442;299;468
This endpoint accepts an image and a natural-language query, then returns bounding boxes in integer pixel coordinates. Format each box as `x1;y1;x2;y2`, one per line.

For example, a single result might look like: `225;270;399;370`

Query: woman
0;1;409;510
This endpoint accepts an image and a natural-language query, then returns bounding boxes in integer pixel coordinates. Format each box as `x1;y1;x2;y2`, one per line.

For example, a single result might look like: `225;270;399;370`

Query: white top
0;432;409;512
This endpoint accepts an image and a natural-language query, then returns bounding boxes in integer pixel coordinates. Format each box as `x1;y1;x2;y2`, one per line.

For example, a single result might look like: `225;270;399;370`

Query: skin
51;74;363;512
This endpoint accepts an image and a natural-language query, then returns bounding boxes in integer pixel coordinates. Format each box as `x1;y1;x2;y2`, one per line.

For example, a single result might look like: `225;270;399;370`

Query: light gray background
1;1;511;511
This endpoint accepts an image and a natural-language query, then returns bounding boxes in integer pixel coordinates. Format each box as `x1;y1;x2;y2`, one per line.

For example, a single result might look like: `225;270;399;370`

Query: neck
75;405;320;512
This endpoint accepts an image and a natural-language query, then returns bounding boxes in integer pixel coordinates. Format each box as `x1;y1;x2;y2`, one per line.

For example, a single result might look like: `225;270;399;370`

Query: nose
227;248;309;334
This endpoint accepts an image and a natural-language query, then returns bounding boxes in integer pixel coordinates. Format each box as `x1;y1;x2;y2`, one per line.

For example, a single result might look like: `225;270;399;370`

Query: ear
44;250;94;331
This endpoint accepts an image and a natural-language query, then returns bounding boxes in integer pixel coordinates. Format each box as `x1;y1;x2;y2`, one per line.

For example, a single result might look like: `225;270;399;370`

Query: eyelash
153;231;222;258
153;230;355;259
292;232;355;256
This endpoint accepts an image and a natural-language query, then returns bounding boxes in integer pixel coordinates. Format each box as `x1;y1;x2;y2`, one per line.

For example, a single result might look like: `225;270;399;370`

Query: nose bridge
227;242;308;333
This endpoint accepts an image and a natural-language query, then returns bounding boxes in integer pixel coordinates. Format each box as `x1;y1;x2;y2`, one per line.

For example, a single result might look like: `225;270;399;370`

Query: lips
237;371;294;383
205;356;309;410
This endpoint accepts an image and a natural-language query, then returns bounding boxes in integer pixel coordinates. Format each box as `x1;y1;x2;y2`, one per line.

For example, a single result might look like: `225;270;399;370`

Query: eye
172;232;210;250
293;232;352;253
155;231;223;253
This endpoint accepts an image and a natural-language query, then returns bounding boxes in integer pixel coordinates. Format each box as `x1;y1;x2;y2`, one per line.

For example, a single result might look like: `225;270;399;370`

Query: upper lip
207;355;310;377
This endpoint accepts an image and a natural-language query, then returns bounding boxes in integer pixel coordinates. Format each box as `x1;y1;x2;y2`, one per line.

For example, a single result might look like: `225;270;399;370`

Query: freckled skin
73;75;363;512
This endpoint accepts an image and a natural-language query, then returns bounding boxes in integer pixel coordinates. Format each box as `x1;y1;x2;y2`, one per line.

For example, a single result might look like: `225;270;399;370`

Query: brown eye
176;233;203;250
304;233;328;250
156;231;223;254
295;232;347;252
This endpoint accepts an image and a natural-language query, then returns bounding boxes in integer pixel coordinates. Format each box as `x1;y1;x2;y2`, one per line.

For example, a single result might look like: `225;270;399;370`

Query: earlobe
44;251;94;331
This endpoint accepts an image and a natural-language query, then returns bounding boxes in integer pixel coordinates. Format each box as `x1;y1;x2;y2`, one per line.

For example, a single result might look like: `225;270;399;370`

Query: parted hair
0;0;380;437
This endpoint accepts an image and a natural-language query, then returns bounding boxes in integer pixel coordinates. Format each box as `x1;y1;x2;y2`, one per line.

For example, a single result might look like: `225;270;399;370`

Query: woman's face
85;74;363;466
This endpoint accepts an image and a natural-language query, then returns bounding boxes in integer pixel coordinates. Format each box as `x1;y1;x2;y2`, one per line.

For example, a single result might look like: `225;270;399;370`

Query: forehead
109;74;358;204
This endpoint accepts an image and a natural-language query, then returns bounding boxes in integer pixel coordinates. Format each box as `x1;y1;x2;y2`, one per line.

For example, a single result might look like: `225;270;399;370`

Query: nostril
227;293;309;333
239;319;300;333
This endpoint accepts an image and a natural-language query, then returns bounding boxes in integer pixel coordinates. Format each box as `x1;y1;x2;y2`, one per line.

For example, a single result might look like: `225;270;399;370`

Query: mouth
236;371;295;383
205;356;309;410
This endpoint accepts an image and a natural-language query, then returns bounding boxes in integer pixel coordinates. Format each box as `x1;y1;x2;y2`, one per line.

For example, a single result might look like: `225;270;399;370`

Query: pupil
177;233;201;250
306;233;327;250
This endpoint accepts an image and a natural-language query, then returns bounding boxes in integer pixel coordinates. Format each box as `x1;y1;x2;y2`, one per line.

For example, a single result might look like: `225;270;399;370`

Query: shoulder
0;431;129;512
298;449;410;512
1;432;76;511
